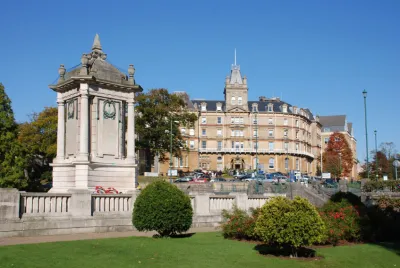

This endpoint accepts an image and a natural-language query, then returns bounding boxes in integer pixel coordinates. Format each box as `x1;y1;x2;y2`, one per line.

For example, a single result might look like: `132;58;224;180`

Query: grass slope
0;232;399;268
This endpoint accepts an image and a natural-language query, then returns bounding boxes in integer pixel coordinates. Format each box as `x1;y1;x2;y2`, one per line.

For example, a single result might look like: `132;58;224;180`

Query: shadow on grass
254;244;317;258
152;233;195;239
375;242;400;256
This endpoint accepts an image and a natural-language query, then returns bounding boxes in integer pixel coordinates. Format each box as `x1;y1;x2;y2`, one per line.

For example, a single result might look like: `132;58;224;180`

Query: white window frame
284;118;288;126
231;96;236;105
189;128;194;136
269;158;275;169
217;117;222;124
238;96;242;105
201;117;207;124
189;140;195;149
217;129;222;136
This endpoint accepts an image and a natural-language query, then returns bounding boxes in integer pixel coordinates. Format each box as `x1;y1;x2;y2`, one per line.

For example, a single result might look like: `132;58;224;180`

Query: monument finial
92;33;102;51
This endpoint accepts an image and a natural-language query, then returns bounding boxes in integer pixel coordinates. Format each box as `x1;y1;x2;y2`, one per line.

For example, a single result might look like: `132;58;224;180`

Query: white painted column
56;94;65;160
78;83;89;160
126;95;135;162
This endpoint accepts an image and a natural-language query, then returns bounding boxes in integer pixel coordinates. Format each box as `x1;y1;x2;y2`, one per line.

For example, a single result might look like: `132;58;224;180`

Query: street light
374;130;378;180
338;152;342;179
254;110;258;172
167;118;179;181
362;90;369;179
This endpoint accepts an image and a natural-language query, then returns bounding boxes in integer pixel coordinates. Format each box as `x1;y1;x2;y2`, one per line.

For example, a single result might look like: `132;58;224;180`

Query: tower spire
92;33;102;51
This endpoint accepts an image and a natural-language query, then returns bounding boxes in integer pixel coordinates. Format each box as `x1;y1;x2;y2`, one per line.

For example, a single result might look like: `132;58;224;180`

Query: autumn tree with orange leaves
323;132;354;178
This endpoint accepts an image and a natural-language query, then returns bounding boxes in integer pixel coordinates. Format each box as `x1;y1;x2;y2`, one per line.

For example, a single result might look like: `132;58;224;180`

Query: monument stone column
56;94;65;161
78;83;90;160
126;95;135;162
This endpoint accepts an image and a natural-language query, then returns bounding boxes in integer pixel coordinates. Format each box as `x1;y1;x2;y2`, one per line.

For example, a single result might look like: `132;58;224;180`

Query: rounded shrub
132;180;193;237
255;196;325;256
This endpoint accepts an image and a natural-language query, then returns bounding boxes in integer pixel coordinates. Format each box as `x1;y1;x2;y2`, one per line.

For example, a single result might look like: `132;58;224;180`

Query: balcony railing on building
198;148;314;158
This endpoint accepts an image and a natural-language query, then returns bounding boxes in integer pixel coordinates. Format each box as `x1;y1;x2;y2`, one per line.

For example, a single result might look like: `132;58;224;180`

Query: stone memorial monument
49;34;143;193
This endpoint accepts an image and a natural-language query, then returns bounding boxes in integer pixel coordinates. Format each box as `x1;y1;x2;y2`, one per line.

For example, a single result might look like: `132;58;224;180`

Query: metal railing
198;148;314;158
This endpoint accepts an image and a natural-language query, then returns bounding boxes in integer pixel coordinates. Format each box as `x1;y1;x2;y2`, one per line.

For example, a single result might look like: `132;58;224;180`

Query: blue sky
1;0;399;162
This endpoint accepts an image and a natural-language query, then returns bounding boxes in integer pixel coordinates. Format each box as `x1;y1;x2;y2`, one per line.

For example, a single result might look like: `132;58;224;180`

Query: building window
296;131;299;139
202;129;206;136
179;157;183;167
201;141;206;149
269;142;274;151
189;128;194;136
269;158;275;169
294;107;298;114
217;117;222;124
231;96;236;105
217;141;222;150
282;105;287;113
296;159;299;170
217;129;222;136
253;118;258;125
252;105;258;112
284;142;288;150
189;140;194;149
285;158;289;170
269;129;274;137
238;96;242;105
268;104;273;112
324;137;329;144
284;118;288;126
296;120;299;127
253;130;258;137
201;105;206;111
201;117;206;124
239;117;244;124
268;118;273;124
254;141;258;150
283;129;288;137
181;128;186;134
216;104;222;111
217;156;222;162
295;143;299;151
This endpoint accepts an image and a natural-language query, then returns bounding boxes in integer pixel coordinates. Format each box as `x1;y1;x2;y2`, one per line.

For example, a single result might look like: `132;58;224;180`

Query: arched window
238;96;242;105
231;96;236;105
269;158;275;169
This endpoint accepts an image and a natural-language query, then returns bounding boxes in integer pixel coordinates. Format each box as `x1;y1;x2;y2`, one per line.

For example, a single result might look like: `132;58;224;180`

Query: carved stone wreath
67;100;75;120
103;100;116;120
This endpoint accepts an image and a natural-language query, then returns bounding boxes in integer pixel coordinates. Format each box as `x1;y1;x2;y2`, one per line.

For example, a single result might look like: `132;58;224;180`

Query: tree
371;151;390;179
18;107;57;189
135;89;198;165
132;180;193;236
0;83;27;188
322;132;354;178
380;142;397;160
255;196;325;257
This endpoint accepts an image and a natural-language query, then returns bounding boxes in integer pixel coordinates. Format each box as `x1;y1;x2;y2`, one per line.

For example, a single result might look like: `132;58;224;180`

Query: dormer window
201;102;207;111
238;96;242;105
267;103;273;112
282;104;288;113
293;107;298;114
231;96;236;105
252;104;258;112
216;103;222;111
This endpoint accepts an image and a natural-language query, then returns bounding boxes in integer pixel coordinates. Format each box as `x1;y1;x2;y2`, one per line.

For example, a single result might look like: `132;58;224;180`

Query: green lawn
0;233;399;268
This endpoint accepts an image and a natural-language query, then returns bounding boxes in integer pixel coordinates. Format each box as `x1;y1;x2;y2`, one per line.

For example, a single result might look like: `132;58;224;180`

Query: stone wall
0;188;284;238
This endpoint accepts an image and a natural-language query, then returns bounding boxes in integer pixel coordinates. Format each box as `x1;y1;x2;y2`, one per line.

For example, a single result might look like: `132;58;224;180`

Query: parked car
174;177;193;183
210;178;226;182
322;179;337;188
233;173;252;180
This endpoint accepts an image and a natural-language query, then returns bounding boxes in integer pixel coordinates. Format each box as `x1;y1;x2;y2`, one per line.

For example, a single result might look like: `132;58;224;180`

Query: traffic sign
393;160;400;168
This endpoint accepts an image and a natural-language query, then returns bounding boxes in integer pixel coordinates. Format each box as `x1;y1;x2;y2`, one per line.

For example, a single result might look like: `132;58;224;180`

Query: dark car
174;177;193;183
323;179;337;188
233;173;252;180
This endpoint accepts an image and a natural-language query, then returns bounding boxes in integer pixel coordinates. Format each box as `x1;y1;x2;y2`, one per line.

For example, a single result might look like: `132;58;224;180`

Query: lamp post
362;90;369;179
374;130;378;180
339;152;342;179
168;118;179;181
255;110;258;172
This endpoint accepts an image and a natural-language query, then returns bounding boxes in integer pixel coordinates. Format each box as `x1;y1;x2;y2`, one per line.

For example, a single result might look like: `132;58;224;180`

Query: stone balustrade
0;188;284;238
92;194;132;214
20;192;71;216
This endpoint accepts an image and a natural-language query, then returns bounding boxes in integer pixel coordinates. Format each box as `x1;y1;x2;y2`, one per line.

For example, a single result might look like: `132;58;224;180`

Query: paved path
0;227;219;247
